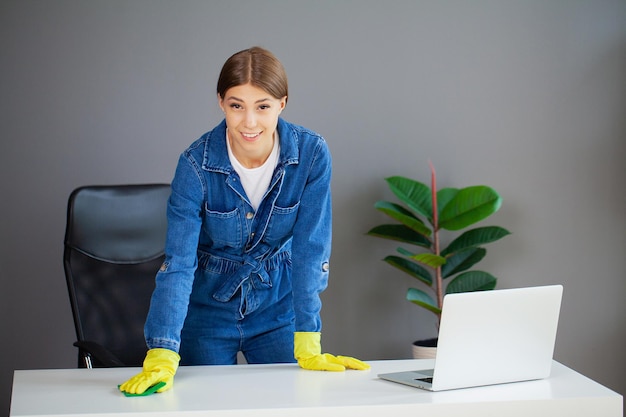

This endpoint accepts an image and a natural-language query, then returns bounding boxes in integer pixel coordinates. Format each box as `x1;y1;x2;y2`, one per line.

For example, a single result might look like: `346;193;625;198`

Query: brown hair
217;46;288;103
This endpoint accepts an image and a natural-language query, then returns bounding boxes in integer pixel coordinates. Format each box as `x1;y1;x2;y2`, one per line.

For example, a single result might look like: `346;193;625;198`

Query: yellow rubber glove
119;348;180;394
294;332;370;371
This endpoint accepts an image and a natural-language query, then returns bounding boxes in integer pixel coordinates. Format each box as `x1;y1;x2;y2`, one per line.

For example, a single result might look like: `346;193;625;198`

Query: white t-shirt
227;131;280;210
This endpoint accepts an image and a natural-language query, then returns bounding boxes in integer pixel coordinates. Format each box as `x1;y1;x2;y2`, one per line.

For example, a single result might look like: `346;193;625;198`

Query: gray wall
1;0;625;414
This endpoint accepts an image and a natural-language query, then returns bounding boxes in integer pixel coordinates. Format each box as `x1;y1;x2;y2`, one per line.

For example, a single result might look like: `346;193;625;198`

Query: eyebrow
226;96;272;104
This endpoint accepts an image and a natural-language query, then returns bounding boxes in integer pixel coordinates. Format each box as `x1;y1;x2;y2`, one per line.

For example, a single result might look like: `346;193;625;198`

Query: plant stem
429;161;443;325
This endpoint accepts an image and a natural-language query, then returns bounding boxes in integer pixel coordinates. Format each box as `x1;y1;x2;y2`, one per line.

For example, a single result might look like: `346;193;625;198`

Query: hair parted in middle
217;46;288;104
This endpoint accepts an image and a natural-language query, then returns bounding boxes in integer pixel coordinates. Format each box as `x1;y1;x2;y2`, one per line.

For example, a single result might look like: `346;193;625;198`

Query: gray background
1;1;625;415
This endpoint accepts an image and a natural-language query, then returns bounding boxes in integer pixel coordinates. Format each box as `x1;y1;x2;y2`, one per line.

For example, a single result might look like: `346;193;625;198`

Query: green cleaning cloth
118;381;167;397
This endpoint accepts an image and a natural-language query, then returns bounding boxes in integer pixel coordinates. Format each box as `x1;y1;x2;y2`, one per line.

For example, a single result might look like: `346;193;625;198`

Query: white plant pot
412;338;437;359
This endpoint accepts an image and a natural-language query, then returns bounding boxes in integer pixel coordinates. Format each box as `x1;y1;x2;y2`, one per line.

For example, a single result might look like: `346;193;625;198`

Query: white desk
10;359;622;417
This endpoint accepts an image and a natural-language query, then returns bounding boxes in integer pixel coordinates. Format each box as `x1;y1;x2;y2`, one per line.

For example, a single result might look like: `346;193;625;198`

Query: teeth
242;132;260;138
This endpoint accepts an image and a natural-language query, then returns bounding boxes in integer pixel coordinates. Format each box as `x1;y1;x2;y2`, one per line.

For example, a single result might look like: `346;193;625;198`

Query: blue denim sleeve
290;137;332;332
144;151;204;352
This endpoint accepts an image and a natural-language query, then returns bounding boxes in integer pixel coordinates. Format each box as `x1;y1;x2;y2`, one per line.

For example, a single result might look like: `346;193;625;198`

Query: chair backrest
63;184;170;367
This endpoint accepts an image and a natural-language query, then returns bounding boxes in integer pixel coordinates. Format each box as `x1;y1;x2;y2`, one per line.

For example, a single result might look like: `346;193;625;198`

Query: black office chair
63;184;170;368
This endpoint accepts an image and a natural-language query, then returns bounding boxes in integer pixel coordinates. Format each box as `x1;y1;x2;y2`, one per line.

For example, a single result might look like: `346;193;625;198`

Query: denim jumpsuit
144;118;332;365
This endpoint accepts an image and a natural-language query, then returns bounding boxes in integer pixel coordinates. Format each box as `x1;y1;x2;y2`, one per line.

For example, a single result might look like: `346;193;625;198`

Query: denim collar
202;118;299;173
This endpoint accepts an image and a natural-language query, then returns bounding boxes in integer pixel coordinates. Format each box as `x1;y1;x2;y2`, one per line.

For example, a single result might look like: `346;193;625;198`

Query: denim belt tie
212;254;273;319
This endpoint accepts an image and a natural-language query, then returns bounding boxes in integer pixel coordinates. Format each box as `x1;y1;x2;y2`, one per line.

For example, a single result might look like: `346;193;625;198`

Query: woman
120;47;369;395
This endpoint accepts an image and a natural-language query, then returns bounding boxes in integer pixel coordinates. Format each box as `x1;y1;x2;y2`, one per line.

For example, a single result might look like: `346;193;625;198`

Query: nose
243;109;257;128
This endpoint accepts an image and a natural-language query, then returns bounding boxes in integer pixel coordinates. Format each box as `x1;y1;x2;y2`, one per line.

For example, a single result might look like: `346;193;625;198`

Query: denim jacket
144;118;332;352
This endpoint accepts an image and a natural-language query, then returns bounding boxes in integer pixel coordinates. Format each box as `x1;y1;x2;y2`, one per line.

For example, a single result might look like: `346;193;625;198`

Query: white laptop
378;285;563;391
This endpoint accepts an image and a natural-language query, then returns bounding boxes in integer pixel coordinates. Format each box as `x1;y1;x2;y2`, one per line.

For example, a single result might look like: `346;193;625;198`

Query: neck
227;130;275;169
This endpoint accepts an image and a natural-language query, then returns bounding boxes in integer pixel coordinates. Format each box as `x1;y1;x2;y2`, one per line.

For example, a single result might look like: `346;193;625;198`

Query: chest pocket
263;202;300;244
203;205;243;248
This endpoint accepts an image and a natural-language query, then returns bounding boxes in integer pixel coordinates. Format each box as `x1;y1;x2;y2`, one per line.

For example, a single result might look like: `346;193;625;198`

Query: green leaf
383;256;432;286
366;224;431;248
445;271;497;294
436;188;458;218
406;288;441;314
412;253;446;268
439;186;502;231
441;226;511;256
385;176;433;221
397;246;415;257
374;201;432;237
441;248;486;278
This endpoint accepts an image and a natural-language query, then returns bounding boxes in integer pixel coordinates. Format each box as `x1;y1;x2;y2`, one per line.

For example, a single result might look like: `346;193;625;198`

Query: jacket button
246;212;254;220
322;262;330;272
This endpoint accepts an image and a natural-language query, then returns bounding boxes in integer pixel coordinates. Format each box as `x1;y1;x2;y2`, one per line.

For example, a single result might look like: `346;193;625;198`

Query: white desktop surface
10;359;622;417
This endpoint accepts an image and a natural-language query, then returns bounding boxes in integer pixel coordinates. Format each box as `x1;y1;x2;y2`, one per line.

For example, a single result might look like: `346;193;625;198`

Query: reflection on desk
10;359;623;417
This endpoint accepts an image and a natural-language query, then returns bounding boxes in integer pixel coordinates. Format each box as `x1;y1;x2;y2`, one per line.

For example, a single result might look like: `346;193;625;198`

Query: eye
258;104;270;110
229;103;242;110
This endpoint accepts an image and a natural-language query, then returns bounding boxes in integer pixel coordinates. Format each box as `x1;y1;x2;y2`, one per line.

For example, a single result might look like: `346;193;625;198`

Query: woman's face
219;83;286;167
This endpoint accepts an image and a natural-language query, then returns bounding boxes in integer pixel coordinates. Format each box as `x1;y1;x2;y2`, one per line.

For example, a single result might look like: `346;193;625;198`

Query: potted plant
366;163;510;358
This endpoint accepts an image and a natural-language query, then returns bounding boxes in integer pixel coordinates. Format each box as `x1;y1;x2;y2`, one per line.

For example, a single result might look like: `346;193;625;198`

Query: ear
278;96;287;114
218;93;225;113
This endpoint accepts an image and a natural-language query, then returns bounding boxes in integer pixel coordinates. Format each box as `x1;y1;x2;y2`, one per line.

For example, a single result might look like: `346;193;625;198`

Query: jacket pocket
203;205;242;248
263;202;300;243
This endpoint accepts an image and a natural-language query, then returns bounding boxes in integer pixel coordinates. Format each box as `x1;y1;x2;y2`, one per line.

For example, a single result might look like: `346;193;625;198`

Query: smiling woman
217;48;288;169
118;46;369;396
219;83;286;168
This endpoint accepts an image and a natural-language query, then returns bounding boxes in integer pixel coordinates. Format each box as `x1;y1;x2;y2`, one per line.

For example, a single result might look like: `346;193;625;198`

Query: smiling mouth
241;132;262;141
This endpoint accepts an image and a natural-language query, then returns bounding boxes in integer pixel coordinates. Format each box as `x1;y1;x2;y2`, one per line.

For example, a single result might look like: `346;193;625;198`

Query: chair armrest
73;340;126;367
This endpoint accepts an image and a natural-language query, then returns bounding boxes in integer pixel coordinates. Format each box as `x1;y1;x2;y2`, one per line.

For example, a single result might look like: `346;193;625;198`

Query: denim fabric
144;118;332;364
179;251;296;365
